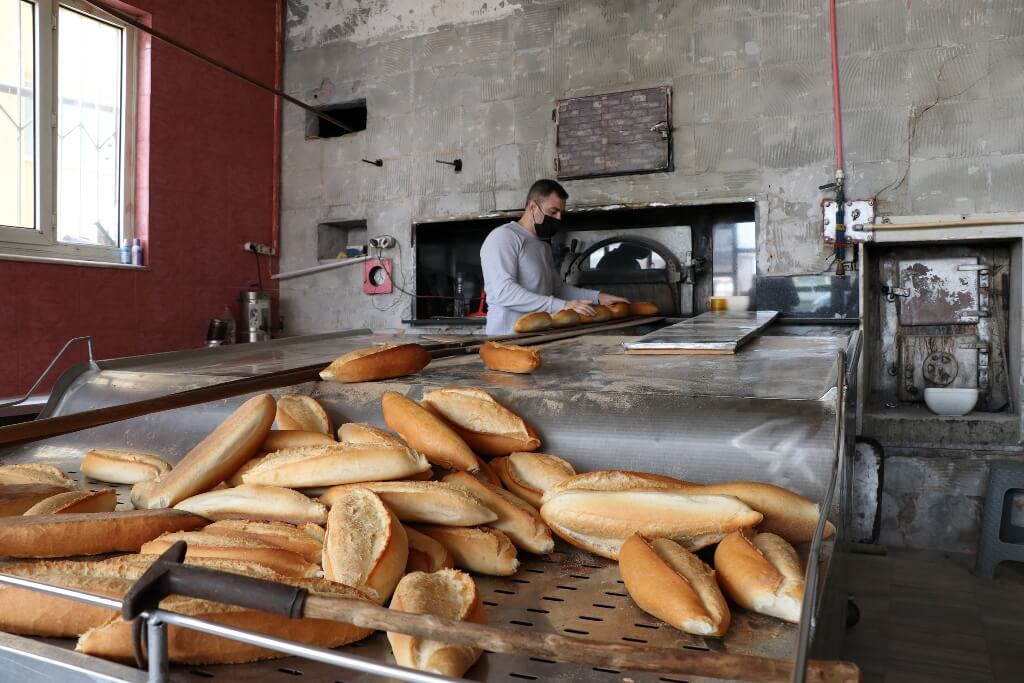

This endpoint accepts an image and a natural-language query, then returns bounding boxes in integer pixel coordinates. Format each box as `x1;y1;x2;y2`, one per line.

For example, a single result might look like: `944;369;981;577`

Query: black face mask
534;209;561;239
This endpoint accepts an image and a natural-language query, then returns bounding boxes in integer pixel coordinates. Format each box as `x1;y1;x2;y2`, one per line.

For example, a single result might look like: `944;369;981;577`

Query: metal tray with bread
0;327;861;683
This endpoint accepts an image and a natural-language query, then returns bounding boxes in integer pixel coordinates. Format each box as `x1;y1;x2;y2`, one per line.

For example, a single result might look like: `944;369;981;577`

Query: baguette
479;341;542;374
539;489;763;559
338;422;407;447
23;488;117;515
0;509;207;558
141;530;322;577
320;481;496;526
619;533;730;637
81;449;172;484
130;394;276;509
443;471;553;554
76;580;373;664
714;530;805;623
421;387;541;456
608;301;631;318
261;430;335;452
0;566;132;636
415;525;519;576
404;525;454;573
105;554;297;581
382;392;478;471
300;522;326;543
541;469;690;503
174;484;328;525
322;488;408;603
240;443;430;488
491;453;577;508
679;482;835;543
630;301;659;315
551;309;581;328
514;312;552;333
0;463;75;489
590;304;612;322
0;483;72;517
319;343;431;383
387;569;486;678
473;456;502;487
275;394;333;434
202;520;323;564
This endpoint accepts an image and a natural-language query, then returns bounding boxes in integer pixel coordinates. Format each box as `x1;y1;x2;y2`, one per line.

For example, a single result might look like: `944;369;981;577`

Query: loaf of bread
104;553;299;581
443;471;554;554
1;484;73;517
322;488;408;603
714;530;805;623
630;301;659;315
541;469;690;503
421;387;541;456
319;343;431;383
382;391;478;471
240;443;430;488
590;304;612;322
479;341;543;374
261;430;335;452
608;302;631;318
387;569;486;678
23;489;117;515
551;309;581;327
202;519;324;564
81;449;172;484
338;422;408;447
472;456;503;487
0;509;207;558
539;488;763;559
679;482;835;543
619;533;730;637
141;530;322;577
131;394;276;510
0;463;75;489
275;394;333;434
320;481;496;526
0;564;132;636
491;453;577;508
514;312;553;333
416;525;519;576
174;484;328;525
404;525;454;573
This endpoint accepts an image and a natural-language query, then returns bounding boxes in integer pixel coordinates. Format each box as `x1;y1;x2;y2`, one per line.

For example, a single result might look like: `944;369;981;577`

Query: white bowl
724;295;750;312
923;388;978;416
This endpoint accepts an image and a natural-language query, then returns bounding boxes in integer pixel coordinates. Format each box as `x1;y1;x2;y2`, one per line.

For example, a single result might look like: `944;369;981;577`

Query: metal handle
0;336;97;409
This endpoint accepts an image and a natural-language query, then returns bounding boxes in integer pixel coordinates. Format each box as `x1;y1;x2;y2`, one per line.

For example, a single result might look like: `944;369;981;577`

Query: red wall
0;0;282;398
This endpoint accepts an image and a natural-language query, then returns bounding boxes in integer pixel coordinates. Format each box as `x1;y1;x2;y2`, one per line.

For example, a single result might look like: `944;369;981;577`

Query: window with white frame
0;0;137;264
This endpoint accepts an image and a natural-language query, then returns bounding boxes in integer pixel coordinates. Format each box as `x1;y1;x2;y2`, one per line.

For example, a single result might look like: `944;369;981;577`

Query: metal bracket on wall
0;336;97;409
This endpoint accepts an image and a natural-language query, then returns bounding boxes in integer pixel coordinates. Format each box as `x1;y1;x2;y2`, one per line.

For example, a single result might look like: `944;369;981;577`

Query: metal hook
435;159;462;173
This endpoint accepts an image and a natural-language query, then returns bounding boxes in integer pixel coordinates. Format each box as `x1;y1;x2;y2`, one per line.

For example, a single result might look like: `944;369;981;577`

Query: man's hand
598;292;630;305
563;299;596;317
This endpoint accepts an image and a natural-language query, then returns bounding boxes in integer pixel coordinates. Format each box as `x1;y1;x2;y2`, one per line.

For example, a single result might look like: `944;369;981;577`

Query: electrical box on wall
364;258;393;295
822;199;875;243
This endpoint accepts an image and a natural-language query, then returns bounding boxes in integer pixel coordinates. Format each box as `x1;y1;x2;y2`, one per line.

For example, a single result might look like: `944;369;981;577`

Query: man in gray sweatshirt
480;179;629;336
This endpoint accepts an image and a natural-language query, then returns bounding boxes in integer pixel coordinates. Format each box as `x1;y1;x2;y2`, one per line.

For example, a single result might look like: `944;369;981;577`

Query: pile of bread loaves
514;300;659;333
0;346;833;677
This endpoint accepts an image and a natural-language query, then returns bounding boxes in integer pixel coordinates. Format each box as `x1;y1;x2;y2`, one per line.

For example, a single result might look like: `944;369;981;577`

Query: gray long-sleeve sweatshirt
480;222;599;336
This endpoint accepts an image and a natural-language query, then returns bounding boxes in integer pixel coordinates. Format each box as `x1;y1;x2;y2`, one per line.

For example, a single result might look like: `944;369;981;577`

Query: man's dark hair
526;179;568;208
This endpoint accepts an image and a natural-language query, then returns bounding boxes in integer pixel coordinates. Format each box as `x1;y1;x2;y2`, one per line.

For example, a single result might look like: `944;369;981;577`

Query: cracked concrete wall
280;0;1024;335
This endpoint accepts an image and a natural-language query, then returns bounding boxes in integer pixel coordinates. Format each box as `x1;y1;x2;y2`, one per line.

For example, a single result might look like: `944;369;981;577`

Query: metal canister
238;289;272;343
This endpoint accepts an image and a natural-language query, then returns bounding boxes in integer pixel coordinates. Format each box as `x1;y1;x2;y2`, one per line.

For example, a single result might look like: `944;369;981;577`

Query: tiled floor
842;549;1024;683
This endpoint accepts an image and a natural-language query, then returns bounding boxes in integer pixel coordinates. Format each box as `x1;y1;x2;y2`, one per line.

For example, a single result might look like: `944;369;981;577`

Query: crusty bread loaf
81;449;171;484
714;530;805;623
539;489;763;559
0;464;75;489
472;456;502;487
141;530;322;577
550;309;581;328
514;312;553;333
174;484;328;525
541;469;690;503
202;520;324;564
320;481;496;526
491;453;577;508
382;392;478;471
678;482;834;543
338;422;407;447
589;304;612;322
404;525;454;573
0;484;73;517
300;522;326;543
630;301;659;315
23;488;117;515
387;569;486;677
619;533;730;637
261;430;335;452
416;525;519;576
0;566;132;636
0;509;207;558
421;387;541;456
608;302;631;318
275;394;333;434
319;343;431;383
240;443;430;488
322;488;408;603
479;341;543;374
76;580;373;664
443;471;553;554
104;553;295;581
131;394;276;510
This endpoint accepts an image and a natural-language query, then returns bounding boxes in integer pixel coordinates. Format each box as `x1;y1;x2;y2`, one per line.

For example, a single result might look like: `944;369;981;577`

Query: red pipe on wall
828;0;844;171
